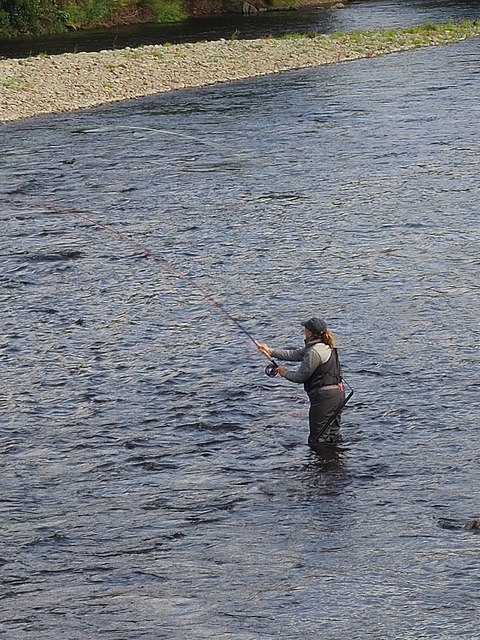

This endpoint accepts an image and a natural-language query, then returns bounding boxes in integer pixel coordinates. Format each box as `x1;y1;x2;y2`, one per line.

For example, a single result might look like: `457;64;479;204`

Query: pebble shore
1;23;479;122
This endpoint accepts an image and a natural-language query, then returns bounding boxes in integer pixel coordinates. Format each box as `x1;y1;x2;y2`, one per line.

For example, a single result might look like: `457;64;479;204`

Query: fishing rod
51;205;279;377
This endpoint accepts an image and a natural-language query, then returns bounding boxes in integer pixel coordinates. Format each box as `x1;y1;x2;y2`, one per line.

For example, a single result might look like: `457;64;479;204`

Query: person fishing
256;317;346;452
53;208;351;453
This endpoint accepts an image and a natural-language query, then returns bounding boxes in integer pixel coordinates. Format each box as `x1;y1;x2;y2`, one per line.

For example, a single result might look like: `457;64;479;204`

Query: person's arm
269;346;305;362
255;341;305;362
281;348;322;383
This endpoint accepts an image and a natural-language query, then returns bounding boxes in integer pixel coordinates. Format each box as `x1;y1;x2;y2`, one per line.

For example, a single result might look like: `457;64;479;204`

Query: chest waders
306;349;353;448
309;382;354;447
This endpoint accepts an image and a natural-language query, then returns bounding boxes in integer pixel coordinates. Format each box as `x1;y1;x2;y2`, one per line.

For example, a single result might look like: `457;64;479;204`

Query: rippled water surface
1;39;480;639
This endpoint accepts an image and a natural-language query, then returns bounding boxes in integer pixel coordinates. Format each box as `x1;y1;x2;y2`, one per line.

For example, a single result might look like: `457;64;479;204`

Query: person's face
305;327;314;341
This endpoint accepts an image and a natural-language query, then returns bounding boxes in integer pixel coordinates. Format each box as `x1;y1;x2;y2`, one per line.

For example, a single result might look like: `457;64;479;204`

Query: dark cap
301;317;328;335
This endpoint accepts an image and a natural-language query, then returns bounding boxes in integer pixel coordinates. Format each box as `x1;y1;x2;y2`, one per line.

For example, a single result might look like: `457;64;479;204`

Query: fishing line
74;125;260;165
78;125;228;149
49;204;278;375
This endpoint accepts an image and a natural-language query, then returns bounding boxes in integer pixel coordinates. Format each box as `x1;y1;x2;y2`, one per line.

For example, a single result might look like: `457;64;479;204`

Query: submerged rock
438;518;480;531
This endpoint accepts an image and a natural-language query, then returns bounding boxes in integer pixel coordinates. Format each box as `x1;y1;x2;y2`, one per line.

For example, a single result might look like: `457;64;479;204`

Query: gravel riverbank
1;22;479;122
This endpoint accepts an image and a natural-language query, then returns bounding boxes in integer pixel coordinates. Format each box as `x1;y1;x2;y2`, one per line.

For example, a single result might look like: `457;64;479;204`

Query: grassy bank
1;20;479;122
328;19;480;54
0;0;188;37
0;0;338;36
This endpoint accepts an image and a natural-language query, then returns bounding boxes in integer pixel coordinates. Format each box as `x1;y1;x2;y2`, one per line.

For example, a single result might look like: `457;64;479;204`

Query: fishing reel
264;362;279;378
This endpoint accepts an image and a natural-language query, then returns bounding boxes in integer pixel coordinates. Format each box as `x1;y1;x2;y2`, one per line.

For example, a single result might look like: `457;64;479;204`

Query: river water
1;0;480;57
1;24;480;640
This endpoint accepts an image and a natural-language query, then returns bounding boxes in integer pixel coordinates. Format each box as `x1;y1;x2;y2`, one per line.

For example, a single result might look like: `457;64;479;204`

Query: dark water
1;0;479;58
1;36;480;640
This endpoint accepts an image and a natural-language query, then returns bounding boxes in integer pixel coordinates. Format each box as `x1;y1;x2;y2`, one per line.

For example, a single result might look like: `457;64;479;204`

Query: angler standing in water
256;317;346;453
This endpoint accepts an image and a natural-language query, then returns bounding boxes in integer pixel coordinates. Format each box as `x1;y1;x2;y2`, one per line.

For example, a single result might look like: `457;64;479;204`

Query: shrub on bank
58;0;116;30
0;0;59;35
0;8;11;33
139;0;187;23
0;0;187;36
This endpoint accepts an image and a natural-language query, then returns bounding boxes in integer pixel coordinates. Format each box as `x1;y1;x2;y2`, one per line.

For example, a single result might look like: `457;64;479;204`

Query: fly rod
53;205;279;376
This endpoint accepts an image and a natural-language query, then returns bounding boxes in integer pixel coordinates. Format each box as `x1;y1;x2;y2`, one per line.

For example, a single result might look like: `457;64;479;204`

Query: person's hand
277;366;287;377
255;341;271;357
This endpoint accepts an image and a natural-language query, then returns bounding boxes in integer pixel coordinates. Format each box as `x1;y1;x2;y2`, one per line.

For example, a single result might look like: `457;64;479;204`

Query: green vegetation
277;19;480;53
1;0;479;43
267;0;297;9
0;0;187;36
330;19;480;51
140;0;186;23
0;0;54;35
1;68;32;90
279;31;321;40
59;0;116;30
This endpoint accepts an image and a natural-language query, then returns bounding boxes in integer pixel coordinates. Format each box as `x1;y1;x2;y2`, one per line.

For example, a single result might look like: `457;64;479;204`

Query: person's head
301;317;335;348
